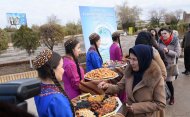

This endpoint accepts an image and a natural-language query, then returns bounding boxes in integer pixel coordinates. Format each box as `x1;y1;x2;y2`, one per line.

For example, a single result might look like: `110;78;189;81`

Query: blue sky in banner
7;13;27;28
79;6;117;62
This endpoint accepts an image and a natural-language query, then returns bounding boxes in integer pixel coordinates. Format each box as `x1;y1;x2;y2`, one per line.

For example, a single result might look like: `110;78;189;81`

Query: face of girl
54;59;64;81
161;30;171;40
96;39;101;48
128;53;139;71
151;30;156;36
73;43;81;57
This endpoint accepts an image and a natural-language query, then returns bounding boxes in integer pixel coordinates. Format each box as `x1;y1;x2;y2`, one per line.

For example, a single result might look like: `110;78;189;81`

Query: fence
0;71;38;83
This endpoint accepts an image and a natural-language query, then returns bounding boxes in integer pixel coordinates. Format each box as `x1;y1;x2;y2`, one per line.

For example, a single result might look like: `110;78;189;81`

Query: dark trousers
184;47;190;71
166;81;174;98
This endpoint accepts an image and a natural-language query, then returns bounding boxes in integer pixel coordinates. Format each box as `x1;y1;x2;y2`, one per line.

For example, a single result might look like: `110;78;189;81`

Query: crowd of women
32;27;181;117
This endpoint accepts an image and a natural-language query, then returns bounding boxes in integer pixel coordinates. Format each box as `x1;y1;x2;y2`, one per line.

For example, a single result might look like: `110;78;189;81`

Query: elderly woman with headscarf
135;31;167;79
98;44;166;117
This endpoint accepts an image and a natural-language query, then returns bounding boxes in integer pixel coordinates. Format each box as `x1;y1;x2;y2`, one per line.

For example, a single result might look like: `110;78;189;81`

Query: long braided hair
89;33;103;61
64;38;82;80
50;69;75;117
112;32;123;56
33;50;75;117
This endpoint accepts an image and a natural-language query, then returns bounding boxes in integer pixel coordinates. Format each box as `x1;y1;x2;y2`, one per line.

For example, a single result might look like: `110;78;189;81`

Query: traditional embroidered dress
34;83;73;117
110;42;122;61
63;56;84;99
86;46;103;72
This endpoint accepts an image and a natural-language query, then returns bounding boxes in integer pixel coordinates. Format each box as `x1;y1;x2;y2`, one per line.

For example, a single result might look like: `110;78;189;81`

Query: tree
177;22;189;37
0;29;9;53
175;9;183;22
40;23;64;50
3;27;17;43
149;9;166;27
64;21;82;36
136;20;146;30
4;27;17;32
31;25;40;33
40;15;64;50
31;25;40;40
116;2;141;31
12;26;40;68
47;14;60;24
164;9;183;25
76;20;82;34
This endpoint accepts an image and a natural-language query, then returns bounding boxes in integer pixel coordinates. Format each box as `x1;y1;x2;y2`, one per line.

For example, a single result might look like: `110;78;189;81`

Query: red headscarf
160;35;173;46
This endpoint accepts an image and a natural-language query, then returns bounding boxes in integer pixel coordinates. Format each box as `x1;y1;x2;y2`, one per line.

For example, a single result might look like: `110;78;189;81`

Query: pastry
85;68;118;80
87;95;104;102
75;109;96;117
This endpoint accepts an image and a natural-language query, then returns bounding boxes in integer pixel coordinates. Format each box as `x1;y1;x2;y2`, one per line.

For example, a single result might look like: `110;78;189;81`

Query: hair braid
50;70;75;117
118;38;123;56
71;51;82;81
89;33;103;61
64;38;82;81
94;43;103;62
112;32;123;56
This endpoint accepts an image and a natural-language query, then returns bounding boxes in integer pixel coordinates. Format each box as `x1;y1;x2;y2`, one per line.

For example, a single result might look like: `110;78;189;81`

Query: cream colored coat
105;60;166;117
153;47;167;80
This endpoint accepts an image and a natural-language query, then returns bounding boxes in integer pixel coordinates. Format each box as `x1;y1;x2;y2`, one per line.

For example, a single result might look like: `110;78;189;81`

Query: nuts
75;95;118;117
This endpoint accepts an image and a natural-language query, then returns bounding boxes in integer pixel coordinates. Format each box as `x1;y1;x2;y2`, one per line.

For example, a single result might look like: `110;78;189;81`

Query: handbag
167;64;179;76
166;56;179;77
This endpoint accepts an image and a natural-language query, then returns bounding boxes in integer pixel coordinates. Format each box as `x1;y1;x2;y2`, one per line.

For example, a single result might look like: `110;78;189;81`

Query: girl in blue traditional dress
86;33;103;72
33;50;74;117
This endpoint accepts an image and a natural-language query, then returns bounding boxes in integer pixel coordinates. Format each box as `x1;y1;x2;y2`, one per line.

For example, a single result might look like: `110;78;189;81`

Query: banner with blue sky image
7;13;27;28
79;6;117;62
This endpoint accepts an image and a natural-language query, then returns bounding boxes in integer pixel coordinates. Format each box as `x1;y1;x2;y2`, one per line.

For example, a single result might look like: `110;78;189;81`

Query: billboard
7;13;27;28
79;6;117;62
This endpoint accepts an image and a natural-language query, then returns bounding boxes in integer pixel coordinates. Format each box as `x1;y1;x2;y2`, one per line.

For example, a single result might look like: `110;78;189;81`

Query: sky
0;0;190;28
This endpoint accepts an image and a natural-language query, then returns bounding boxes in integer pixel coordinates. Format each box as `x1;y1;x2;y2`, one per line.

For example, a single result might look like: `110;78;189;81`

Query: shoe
169;97;174;105
182;70;188;74
185;71;190;75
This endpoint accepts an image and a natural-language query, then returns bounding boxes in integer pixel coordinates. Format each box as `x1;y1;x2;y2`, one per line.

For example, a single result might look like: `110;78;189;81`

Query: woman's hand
163;48;169;54
126;105;134;113
97;81;110;89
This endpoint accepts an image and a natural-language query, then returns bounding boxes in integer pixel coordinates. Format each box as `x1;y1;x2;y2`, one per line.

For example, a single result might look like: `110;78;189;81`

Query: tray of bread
84;68;119;81
74;93;122;117
103;60;128;69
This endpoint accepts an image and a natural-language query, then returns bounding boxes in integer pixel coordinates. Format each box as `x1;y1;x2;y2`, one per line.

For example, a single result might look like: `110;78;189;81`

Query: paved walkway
165;58;190;117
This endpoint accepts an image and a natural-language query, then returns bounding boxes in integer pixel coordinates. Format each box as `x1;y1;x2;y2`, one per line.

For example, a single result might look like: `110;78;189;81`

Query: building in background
183;11;190;23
